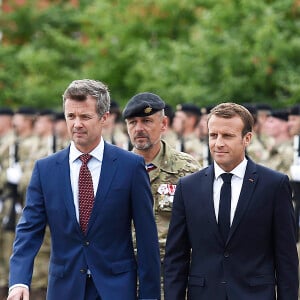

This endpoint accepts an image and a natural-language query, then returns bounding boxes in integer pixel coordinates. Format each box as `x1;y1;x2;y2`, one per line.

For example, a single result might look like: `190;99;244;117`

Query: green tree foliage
1;0;300;109
0;0;85;108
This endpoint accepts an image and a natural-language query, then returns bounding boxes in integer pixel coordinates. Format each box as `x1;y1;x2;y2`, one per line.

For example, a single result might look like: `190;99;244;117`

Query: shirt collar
214;157;248;180
69;138;104;163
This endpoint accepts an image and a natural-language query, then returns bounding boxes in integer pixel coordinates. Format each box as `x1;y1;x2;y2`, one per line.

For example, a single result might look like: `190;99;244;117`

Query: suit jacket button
85;241;90;246
80;269;86;274
224;251;229;258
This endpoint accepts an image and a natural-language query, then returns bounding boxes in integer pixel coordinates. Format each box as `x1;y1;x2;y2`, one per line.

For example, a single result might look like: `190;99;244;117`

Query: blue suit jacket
164;159;299;300
9;142;160;300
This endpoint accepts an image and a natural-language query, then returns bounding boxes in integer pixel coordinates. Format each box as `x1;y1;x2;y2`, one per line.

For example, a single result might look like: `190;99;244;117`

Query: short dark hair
208;102;254;136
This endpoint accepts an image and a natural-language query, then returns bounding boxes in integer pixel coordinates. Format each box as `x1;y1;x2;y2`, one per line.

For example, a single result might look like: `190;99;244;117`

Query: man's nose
74;117;83;127
135;121;145;131
215;135;224;146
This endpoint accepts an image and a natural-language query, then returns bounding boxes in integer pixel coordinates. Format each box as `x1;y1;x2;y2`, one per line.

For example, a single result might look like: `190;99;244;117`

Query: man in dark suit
7;79;160;300
164;102;298;300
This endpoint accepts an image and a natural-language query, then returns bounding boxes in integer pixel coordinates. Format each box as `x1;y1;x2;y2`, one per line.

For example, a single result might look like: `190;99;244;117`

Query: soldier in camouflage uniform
0;108;15;300
102;100;130;150
53;112;70;150
242;104;271;165
161;104;179;149
172;103;207;165
0;107;38;300
262;109;293;176
123;92;201;299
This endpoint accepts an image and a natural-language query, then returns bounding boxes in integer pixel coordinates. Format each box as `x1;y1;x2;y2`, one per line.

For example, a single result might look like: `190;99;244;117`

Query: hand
7;287;29;300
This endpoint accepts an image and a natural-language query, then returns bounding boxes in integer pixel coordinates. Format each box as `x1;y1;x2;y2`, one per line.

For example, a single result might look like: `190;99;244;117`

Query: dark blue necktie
218;173;233;243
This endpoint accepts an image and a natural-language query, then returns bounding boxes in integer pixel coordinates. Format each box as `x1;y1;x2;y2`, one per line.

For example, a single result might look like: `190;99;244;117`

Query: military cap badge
144;106;152;114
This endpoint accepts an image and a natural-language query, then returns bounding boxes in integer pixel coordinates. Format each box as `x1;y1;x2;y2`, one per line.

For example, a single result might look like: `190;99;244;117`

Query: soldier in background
243;103;271;165
172;103;206;165
262;109;293;176
288;104;300;242
102;100;130;150
255;103;273;134
288;105;300;180
53;112;70;150
34;109;56;157
0;108;15;197
0;108;15;300
161;103;178;149
196;105;215;167
0;107;38;300
123;92;201;299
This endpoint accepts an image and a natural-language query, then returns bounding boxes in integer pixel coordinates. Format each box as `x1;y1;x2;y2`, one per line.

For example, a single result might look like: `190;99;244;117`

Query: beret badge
144;106;152;114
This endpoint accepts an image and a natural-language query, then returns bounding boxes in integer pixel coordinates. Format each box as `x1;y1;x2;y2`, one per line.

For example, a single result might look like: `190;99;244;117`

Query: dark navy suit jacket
164;159;298;300
9;142;160;300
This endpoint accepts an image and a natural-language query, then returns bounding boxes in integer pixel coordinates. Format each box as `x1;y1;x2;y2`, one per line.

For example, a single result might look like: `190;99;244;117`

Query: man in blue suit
7;79;161;300
164;102;298;300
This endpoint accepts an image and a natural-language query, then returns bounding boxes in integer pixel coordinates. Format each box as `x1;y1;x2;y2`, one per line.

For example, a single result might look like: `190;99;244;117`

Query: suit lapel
86;143;118;234
227;159;258;244
57;147;82;234
204;166;225;245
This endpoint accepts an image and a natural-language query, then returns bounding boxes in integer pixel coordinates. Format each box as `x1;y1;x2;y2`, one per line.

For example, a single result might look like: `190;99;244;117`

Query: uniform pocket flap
111;259;137;274
188;276;205;286
249;274;275;286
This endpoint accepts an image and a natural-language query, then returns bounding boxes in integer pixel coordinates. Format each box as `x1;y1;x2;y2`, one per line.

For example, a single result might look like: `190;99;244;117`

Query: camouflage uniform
264;140;294;177
1;133;39;299
161;129;179;150
246;132;271;165
146;140;201;259
103;126;130;150
0;130;15;298
176;132;207;166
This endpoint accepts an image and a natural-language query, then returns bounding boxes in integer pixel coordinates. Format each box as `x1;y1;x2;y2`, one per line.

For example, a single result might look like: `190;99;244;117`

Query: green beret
123;92;165;119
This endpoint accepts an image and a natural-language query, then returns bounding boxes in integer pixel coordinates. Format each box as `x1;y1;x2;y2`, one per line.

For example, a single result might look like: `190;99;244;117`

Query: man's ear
101;111;110;124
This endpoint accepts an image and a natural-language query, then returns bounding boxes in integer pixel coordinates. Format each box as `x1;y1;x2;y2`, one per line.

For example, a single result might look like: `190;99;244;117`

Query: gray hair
62;79;110;118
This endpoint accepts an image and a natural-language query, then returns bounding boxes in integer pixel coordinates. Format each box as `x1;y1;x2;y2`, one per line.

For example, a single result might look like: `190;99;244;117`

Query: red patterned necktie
78;153;94;234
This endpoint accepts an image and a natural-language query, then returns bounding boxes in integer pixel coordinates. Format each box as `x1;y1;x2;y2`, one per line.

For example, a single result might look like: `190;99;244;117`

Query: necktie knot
80;153;92;165
221;173;233;184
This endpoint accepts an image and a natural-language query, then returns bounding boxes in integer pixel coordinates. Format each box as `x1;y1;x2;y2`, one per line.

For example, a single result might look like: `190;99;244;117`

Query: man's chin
134;143;151;151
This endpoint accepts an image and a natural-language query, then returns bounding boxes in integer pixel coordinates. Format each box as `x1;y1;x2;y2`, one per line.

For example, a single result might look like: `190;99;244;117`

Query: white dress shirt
213;158;248;225
69;139;104;222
